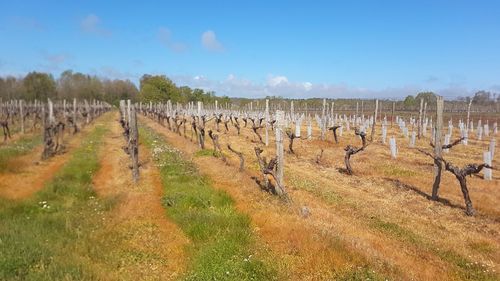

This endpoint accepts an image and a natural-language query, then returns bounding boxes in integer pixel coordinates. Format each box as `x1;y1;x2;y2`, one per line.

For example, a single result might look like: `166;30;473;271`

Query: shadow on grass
384;177;466;212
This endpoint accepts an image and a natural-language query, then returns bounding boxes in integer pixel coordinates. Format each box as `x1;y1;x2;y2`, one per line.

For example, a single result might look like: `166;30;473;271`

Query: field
0;102;498;281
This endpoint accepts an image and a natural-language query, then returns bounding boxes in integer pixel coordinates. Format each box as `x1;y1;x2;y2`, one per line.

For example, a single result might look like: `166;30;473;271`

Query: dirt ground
93;112;189;280
2;109;496;280
140;114;499;281
0;114;112;200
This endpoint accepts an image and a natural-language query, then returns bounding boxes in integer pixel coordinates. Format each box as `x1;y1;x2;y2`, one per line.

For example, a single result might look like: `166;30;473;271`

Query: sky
0;0;499;99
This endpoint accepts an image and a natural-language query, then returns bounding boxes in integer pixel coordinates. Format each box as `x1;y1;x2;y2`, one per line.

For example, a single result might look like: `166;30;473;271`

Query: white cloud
157;27;187;53
303;82;313;91
193;75;206;81
267;75;289;87
201;30;224;52
80;14;111;37
170;73;484;99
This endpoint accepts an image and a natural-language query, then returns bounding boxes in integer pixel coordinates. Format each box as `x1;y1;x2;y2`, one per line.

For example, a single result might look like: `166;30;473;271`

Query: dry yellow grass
141;114;499;281
93;113;189;280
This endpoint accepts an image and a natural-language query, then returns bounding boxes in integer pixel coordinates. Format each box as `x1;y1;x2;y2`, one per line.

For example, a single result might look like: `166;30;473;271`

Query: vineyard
0;96;497;281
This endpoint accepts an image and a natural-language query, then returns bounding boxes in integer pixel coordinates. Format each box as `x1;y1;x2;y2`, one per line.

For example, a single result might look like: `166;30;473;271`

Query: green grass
376;163;417;177
141;125;276;281
193;148;216;157
0;135;42;173
435;249;497;281
331;266;387;281
369;217;498;281
0;124;117;280
369;217;421;245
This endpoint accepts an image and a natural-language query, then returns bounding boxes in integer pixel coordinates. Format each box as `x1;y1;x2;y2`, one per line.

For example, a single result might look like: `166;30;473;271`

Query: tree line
0;70;138;105
0;71;230;106
1;70;498;111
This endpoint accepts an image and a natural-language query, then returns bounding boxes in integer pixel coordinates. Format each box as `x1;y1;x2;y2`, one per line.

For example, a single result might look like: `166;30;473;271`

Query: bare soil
140;115;499;281
93;112;189;281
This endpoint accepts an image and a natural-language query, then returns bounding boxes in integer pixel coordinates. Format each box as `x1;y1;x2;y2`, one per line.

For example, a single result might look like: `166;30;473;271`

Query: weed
0;135;42;173
0;125;116;280
141;125;277;281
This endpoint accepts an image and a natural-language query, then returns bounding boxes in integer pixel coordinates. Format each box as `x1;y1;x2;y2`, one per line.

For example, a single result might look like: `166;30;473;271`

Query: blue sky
1;0;499;98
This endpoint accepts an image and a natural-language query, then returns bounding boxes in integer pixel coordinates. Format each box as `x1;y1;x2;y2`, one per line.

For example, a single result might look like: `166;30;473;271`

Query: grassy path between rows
0;134;42;173
140;124;277;281
0;121;117;280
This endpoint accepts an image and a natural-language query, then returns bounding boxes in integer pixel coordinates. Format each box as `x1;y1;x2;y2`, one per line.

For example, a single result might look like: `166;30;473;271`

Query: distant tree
139;75;180;103
57;70;104;100
102;79;139;105
456;96;471;103
23;72;56;100
403;95;416;107
471;90;493;105
220;95;230;105
0;76;25;99
179;86;193;103
0;71;224;104
415;91;437;105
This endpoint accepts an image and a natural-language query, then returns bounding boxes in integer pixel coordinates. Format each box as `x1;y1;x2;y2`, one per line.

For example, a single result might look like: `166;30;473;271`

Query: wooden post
483;151;492;180
371;99;378;141
432;95;444;200
48;99;55;124
129;104;139;182
84;100;90;124
19;100;24;134
73;98;77;129
423;102;427;134
331;101;334;120
63;99;67;119
42;100;56;159
389;137;397;158
490;138;496;158
265;99;269;146
127;100;132;124
197;101;202;119
379;101;383;123
275;110;286;197
41;104;48;158
321;99;326;140
41;104;46;131
466;99;472;131
391;101;395;128
418;98;423;139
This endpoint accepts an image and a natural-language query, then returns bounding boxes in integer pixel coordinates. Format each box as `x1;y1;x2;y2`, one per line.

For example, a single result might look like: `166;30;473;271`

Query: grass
287;162;496;280
468;241;496;255
376;163;417;177
141;125;276;281
331;266;387;281
0;135;42;173
193;148;216;157
288;174;343;204
369;217;422;245
0;123;118;280
369;216;498;281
